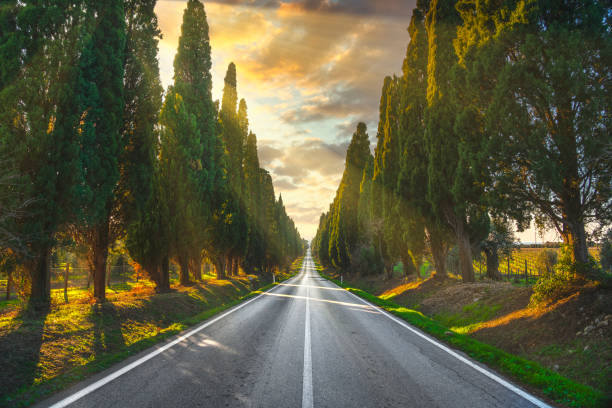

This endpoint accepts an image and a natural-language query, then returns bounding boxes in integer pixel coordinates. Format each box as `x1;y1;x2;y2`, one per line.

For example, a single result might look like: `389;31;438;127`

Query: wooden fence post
524;259;528;283
64;262;69;303
507;256;511;280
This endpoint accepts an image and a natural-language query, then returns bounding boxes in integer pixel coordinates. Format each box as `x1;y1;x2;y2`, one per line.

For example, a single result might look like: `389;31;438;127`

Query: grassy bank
0;257;303;407
316;262;608;408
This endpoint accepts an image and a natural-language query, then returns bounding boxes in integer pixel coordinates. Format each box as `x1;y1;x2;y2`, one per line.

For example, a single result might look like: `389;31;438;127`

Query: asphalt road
39;250;550;408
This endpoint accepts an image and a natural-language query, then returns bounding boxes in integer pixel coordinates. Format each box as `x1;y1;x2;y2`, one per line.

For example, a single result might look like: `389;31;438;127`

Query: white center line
302;257;314;408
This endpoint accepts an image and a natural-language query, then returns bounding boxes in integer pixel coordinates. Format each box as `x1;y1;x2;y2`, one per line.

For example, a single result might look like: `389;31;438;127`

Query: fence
0;264;145;301
471;255;539;283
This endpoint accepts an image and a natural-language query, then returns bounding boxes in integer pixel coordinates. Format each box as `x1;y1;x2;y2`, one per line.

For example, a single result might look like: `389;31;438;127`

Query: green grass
0;258;304;407
434;301;501;335
320;273;609;408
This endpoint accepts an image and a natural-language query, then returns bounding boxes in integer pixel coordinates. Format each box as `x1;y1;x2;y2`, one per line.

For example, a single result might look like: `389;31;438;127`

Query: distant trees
313;0;611;284
0;0;303;302
312;123;371;271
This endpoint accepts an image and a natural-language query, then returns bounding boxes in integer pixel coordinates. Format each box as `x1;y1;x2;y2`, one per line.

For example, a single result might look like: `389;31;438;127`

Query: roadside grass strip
320;273;607;408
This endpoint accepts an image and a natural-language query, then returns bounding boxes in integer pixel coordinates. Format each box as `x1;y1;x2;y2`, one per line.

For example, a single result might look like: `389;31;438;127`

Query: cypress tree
159;89;202;285
120;0;163;242
0;1;84;303
397;3;451;279
424;0;477;282
168;0;217;283
329;123;371;269
77;0;126;301
218;62;247;275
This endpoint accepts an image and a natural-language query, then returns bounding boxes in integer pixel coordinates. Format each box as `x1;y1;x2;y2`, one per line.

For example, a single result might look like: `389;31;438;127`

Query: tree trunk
215;257;226;280
232;258;239;276
190;258;202;281
106;261;111;288
29;245;51;305
484;248;502;280
158;256;170;292
456;223;475;282
568;220;589;265
429;228;447;279
401;254;416;279
226;255;232;277
92;224;109;302
178;255;190;285
414;252;423;279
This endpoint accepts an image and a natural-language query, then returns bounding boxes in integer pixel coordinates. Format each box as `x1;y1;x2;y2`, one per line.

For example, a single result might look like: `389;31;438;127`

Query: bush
530;245;574;305
535;248;558;275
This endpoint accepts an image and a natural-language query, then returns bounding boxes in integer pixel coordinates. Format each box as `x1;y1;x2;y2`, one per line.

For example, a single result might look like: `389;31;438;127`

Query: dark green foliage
317;123;371;270
77;0;126;301
0;1;86;302
120;0;163;236
122;0;164;290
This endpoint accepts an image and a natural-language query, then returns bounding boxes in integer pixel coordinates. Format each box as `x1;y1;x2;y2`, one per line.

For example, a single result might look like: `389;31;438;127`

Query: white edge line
49;273;301;408
326;277;553;408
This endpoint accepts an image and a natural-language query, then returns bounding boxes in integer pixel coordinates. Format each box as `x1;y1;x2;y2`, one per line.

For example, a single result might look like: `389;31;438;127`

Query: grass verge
0;257;303;408
319;271;608;408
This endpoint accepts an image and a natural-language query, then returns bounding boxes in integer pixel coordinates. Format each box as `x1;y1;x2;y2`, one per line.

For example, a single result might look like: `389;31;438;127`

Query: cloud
274;178;300;190
257;144;284;166
204;0;414;18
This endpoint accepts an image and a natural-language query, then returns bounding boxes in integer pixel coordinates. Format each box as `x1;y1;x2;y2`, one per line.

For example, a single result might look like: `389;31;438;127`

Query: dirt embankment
340;273;612;395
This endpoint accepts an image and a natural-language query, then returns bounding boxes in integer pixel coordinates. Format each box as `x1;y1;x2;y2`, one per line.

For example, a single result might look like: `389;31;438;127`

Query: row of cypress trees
313;0;610;282
0;0;303;304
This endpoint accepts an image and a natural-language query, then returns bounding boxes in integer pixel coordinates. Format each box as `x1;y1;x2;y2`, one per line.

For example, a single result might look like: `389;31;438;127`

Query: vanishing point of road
39;249;552;408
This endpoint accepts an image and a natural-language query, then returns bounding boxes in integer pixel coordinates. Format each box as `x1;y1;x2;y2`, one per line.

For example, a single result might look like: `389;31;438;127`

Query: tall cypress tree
328;123;371;269
397;3;451;279
243;131;265;273
158;90;202;285
120;0;163;241
77;0;126;301
218;62;247;275
424;0;477;282
1;1;85;303
122;0;165;290
168;0;218;283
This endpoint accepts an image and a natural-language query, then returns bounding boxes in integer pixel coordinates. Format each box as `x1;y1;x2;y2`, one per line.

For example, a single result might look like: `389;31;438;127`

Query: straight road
39;250;550;408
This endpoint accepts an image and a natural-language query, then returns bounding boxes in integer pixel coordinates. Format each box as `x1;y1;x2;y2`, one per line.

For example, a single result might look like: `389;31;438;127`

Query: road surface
39;250;550;408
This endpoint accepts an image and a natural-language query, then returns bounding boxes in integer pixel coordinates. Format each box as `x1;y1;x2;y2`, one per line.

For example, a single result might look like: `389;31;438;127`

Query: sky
154;0;559;243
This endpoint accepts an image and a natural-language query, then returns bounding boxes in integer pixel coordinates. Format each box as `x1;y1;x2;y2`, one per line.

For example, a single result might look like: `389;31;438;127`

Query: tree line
0;0;304;304
313;0;610;283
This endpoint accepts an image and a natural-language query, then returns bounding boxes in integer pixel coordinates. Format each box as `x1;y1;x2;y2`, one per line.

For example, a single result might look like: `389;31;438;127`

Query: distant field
472;247;601;282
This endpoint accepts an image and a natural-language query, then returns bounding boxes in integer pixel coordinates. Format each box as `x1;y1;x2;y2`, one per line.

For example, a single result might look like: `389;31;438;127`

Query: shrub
530;245;574;305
